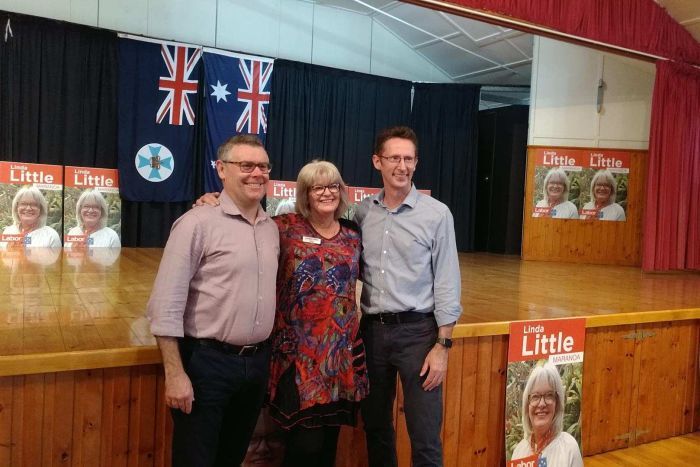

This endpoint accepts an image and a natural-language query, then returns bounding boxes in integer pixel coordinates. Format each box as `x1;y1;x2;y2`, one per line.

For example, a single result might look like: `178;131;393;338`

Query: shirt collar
219;190;269;223
374;184;419;209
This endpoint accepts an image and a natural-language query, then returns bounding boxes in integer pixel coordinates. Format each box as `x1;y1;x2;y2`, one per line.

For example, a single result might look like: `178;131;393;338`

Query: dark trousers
282;425;340;467
171;339;271;467
360;317;443;467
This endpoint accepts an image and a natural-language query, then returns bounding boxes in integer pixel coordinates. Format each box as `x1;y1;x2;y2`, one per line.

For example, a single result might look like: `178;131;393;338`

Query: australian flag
118;35;202;201
203;48;273;192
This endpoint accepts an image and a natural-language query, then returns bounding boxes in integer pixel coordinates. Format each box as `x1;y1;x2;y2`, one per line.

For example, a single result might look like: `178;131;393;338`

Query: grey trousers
360;317;443;467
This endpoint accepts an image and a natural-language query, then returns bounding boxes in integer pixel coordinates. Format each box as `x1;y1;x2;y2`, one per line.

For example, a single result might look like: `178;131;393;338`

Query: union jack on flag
236;58;273;134
157;45;201;126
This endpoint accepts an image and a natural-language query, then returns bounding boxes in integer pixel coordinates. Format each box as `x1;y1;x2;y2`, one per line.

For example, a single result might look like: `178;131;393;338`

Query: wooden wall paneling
679;321;698;434
153;370;172;467
522;147;646;266
127;365;158;467
471;336;494;466
336;425;367;467
694;322;700;432
442;338;464;467
486;336;508;466
101;367;131;467
456;337;478;466
0;377;12;466
72;369;104;467
21;374;44;466
581;326;636;455
43;372;75;466
634;321;698;445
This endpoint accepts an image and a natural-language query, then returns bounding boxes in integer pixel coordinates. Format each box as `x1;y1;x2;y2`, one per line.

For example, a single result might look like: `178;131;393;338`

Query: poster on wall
344;186;432;220
266;180;297;217
532;148;630;221
505;318;585;467
0;161;63;248
63;166;121;248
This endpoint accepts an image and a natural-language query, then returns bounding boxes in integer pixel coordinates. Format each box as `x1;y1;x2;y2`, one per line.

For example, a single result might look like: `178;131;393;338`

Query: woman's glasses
309;183;341;196
528;392;556;406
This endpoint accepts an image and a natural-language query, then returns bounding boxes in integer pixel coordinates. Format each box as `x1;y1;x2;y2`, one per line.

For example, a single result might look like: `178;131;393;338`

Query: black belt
183;336;267;356
363;311;434;325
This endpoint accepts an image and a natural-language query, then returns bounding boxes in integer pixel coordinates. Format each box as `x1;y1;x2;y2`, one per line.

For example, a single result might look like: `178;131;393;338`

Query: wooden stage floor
1;248;699;356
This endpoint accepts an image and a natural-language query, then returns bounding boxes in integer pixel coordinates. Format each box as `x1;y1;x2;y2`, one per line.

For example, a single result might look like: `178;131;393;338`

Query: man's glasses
309;183;341;196
528;392;556;406
221;160;272;174
378;155;417;166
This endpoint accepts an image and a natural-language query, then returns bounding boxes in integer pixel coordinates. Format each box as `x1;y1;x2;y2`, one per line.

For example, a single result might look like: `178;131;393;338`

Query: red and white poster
0;161;63;248
266;180;297;217
63;166;121;248
532;147;630;221
505;318;585;467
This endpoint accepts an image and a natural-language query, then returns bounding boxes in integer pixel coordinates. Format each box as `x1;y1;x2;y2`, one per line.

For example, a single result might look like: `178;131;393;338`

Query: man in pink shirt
147;135;280;467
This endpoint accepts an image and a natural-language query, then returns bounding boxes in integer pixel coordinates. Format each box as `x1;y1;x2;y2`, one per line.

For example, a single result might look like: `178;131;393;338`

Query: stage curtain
443;0;700;65
265;60;412;187
642;61;700;271
0;12;193;247
411;83;481;252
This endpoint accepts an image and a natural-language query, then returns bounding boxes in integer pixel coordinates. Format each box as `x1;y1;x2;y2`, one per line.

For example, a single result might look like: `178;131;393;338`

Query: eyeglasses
221;160;272;174
81;205;101;212
18;202;39;210
247;433;285;451
309;183;341;196
528;392;557;406
378;155;417;166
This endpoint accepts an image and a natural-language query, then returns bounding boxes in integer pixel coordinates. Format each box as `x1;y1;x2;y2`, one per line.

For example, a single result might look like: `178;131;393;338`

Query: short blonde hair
76;189;109;230
12;186;48;228
589;170;617;204
295;160;348;220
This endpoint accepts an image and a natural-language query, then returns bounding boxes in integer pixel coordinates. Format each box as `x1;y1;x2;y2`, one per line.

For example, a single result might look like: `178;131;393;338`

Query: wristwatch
436;337;453;349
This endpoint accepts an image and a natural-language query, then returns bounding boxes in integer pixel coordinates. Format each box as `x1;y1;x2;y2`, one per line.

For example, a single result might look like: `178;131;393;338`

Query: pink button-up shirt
147;191;279;345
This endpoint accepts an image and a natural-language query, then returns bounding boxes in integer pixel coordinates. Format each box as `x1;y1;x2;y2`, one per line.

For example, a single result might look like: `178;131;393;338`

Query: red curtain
643;61;700;271
442;0;700;65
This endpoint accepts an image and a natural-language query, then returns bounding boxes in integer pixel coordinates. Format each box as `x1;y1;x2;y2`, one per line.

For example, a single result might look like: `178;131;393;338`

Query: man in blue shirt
354;126;462;467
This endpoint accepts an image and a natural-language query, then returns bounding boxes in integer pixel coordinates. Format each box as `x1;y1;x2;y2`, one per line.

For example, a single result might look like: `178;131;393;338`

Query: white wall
0;0;450;82
528;37;655;150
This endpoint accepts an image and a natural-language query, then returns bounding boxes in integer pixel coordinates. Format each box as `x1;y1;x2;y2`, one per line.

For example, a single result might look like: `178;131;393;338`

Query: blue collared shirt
354;185;462;327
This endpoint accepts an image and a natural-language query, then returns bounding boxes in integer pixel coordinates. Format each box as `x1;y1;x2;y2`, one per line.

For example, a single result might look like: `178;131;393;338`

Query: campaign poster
505;318;585;467
266;180;297;217
344;186;432;220
63;166;121;248
0;161;63;248
532;148;630;221
345;186;381;220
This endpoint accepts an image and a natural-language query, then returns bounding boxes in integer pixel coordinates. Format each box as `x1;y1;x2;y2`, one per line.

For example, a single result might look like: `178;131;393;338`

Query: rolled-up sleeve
431;209;462;327
146;212;205;337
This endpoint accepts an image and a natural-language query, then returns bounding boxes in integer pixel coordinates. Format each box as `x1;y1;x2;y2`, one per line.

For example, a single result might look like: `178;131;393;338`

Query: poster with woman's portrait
506;318;585;467
531;148;630;221
266;180;297;217
63;166;121;248
0;161;63;248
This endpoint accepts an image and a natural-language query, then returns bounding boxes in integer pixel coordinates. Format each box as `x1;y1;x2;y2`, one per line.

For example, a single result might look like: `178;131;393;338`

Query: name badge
302;236;321;245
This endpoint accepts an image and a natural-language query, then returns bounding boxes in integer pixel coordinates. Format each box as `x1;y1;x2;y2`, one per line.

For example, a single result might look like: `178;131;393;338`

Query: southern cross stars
210;80;231;102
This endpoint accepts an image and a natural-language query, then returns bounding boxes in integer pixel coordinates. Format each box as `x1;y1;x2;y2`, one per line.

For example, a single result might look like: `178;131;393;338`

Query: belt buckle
238;345;257;356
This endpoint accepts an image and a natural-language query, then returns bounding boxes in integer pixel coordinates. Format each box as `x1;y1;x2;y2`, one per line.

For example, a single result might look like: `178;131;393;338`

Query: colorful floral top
268;213;369;429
